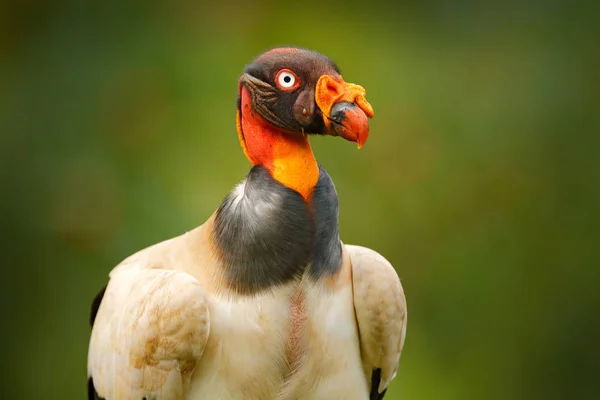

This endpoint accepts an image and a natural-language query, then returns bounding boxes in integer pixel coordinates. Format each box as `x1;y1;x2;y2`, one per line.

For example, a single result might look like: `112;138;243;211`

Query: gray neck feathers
212;165;342;294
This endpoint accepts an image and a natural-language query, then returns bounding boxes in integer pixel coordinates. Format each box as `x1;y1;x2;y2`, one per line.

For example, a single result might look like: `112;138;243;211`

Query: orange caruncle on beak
315;75;374;148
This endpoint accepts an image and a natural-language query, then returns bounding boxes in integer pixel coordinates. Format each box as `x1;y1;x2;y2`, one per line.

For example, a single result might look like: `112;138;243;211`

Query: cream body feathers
88;222;406;399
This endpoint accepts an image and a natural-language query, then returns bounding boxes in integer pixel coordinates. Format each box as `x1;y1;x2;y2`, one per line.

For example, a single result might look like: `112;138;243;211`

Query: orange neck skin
237;86;319;201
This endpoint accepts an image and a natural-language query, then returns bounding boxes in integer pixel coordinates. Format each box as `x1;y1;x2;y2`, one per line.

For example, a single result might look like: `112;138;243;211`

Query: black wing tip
90;286;106;327
88;377;106;400
370;368;388;400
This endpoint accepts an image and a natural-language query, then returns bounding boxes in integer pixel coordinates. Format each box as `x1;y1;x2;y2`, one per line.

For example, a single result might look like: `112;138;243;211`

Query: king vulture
88;47;407;400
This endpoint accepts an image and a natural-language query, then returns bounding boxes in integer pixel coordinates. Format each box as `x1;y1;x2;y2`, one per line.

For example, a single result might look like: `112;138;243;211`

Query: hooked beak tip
328;101;370;148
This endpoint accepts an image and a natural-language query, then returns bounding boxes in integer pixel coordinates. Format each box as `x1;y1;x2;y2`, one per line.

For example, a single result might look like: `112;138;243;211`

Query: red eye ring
275;69;301;91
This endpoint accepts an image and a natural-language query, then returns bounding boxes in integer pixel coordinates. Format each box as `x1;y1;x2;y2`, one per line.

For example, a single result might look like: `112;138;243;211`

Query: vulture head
238;47;374;147
236;47;374;200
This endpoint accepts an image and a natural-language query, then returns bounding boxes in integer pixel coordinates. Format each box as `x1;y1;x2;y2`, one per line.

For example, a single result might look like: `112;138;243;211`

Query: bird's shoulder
109;222;205;274
88;224;212;399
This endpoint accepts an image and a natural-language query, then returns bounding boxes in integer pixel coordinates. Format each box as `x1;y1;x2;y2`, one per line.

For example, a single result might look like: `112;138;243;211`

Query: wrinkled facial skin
239;48;342;135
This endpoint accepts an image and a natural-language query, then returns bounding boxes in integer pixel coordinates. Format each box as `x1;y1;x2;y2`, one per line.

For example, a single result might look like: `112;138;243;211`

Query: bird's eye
275;69;299;91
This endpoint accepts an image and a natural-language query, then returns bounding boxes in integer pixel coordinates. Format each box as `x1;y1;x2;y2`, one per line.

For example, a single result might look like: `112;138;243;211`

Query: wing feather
347;244;407;398
88;266;210;400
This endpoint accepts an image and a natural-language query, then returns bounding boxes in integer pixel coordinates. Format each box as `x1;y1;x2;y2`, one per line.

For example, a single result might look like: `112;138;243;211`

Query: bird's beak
315;75;374;148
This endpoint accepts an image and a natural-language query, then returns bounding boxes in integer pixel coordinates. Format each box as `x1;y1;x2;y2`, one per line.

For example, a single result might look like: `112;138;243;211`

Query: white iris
278;72;296;88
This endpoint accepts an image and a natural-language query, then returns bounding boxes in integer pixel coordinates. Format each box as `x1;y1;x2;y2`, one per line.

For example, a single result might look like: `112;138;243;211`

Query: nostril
331;111;345;123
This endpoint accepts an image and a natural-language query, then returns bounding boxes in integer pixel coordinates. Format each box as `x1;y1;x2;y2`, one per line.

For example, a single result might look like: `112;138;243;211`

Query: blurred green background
1;1;598;399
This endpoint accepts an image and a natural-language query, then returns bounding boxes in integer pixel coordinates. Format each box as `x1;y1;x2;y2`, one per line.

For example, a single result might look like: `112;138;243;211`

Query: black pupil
283;75;291;83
